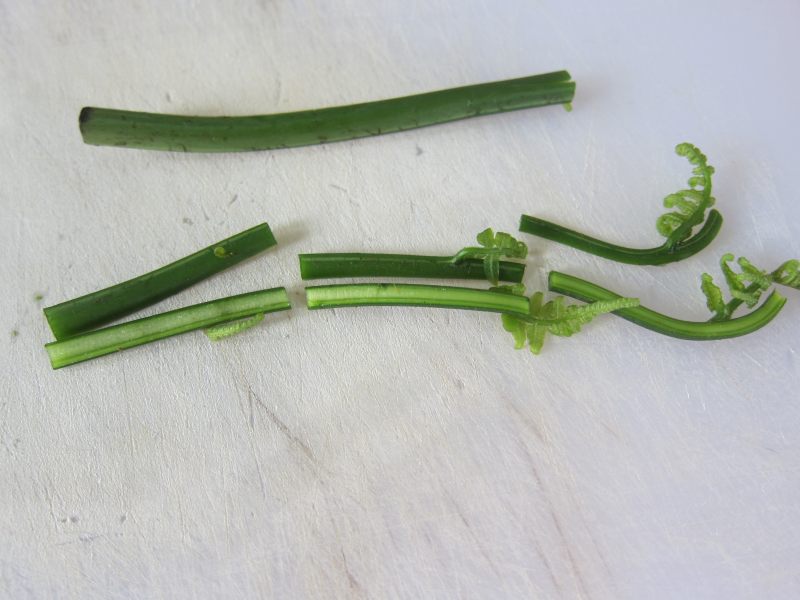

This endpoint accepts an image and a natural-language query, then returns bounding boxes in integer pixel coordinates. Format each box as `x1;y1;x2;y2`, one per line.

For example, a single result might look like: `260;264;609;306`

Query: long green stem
548;271;785;340
519;210;723;265
43;223;276;340
45;288;290;369
306;283;530;315
79;71;575;153
299;253;525;282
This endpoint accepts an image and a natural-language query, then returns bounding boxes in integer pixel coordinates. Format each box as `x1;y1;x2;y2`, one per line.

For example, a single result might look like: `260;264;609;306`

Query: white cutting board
1;1;798;598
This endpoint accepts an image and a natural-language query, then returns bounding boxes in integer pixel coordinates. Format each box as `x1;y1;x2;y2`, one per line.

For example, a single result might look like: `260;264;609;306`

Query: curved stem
306;283;530;315
519;209;722;265
548;271;785;340
45;288;291;369
79;71;575;152
43;223;277;340
299;253;525;282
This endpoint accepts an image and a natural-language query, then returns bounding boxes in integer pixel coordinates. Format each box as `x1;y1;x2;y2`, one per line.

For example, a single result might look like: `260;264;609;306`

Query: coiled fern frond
702;256;799;321
656;143;716;248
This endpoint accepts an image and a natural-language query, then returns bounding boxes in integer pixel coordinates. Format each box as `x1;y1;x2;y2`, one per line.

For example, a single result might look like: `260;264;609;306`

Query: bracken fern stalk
518;143;722;265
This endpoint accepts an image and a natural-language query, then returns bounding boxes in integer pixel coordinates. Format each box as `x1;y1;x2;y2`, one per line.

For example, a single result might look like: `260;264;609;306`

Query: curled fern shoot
701;255;800;321
518;143;722;265
299;229;527;284
549;271;786;341
492;283;639;354
656;143;716;247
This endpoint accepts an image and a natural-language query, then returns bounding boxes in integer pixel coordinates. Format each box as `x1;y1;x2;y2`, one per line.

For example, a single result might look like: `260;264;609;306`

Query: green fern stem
306;283;530;315
45;287;291;369
548;271;785;340
79;71;575;153
43;223;277;340
298;253;525;282
519;210;723;265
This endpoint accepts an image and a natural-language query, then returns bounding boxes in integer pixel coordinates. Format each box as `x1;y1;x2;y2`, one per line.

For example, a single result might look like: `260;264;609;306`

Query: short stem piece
45;287;291;369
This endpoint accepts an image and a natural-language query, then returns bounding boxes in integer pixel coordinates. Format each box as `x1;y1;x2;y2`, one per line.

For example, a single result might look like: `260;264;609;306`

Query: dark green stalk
79;71;575;152
306;283;530;315
44;223;276;340
519;209;723;265
548;271;785;340
45;287;290;369
299;253;525;282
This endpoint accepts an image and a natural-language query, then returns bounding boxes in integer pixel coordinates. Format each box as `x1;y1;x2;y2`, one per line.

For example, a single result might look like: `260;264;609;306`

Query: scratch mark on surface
743;352;766;370
519;442;592;599
579;511;614;580
443;489;501;577
247;392;256;429
330;183;348;193
548;503;591;599
249;387;316;464
505;399;546;444
531;536;562;593
176;496;190;548
339;548;364;593
600;422;621;441
42;479;59;526
244;420;268;500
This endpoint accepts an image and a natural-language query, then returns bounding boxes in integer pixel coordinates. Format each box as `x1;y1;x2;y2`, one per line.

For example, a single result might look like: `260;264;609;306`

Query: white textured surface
2;1;799;598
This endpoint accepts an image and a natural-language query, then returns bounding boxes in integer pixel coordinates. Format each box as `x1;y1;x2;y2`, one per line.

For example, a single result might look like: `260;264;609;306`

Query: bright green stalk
43;223;276;340
45;288;290;369
79;71;575;153
306;283;530;315
548;271;786;340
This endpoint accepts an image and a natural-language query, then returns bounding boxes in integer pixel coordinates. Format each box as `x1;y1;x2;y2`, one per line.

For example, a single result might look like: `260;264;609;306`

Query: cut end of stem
79;107;93;124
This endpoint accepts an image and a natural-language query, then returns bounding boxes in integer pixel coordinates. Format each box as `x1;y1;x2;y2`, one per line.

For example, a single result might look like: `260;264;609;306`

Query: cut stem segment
45;287;290;369
548;271;785;340
44;223;276;340
306;283;530;315
299;253;525;282
79;71;575;152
